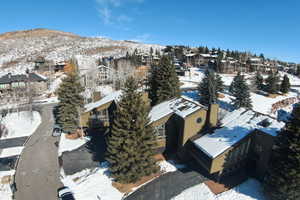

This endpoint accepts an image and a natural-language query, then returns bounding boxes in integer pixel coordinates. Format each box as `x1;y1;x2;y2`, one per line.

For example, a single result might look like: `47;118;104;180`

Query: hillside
0;28;164;74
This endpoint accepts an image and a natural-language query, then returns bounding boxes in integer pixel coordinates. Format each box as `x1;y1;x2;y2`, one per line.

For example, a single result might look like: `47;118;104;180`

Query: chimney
207;104;219;128
8;73;11;79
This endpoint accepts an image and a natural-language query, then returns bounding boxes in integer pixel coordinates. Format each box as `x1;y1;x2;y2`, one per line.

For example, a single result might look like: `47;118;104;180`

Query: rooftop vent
258;118;271;128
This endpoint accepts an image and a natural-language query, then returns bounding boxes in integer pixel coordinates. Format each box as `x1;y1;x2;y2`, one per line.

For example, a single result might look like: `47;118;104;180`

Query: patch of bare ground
112;153;166;193
0;28;79;40
204;180;230;195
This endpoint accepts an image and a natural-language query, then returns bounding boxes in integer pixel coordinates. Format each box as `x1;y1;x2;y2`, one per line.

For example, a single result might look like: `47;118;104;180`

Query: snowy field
0;170;15;200
61;161;266;200
172;179;265;200
180;68;300;89
0;147;24;158
61;160;185;200
0;111;41;140
180;68;300;116
58;135;89;156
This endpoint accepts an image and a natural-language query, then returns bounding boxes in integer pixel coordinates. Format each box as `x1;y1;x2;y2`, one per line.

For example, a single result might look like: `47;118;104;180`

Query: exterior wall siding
180;109;207;147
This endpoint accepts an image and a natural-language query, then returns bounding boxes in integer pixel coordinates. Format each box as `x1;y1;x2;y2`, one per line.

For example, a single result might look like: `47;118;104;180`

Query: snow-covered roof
84;91;205;123
84;91;122;112
193;109;285;158
250;58;261;62
149;97;205;123
185;53;196;57
200;54;212;58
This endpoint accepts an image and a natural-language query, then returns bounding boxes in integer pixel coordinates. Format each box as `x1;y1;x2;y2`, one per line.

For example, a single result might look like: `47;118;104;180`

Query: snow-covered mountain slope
0;28;164;74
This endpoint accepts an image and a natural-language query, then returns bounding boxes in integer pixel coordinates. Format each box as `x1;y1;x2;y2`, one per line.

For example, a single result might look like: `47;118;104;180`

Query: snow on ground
179;68;204;89
172;178;266;200
58;135;89;156
49;74;66;93
250;91;299;115
0;170;15;200
61;160;184;200
95;85;115;96
0;147;24;158
0;111;41;140
279;71;300;85
61;167;123;200
172;182;214;200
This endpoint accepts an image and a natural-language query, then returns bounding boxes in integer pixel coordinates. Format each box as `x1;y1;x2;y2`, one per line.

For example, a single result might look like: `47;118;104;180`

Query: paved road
14;104;63;200
124;166;208;200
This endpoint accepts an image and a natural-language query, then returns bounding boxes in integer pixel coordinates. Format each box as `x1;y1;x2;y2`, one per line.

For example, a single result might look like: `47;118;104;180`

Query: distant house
188;109;284;180
0;72;48;103
97;65;112;84
0;72;47;93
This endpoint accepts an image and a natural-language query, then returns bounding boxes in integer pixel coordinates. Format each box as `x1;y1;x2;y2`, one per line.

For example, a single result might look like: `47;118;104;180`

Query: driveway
61;128;107;175
14;104;63;200
124;166;207;200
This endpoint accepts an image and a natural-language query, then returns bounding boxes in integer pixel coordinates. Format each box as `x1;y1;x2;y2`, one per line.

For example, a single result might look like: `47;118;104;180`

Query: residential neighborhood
0;1;300;200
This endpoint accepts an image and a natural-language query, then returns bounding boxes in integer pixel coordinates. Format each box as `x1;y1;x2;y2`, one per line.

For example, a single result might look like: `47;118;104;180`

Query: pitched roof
84;91;122;112
193;109;285;158
0;73;47;84
149;97;206;123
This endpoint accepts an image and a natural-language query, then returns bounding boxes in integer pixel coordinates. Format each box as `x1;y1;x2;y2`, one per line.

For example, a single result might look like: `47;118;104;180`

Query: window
91;109;109;122
196;117;202;123
154;124;165;139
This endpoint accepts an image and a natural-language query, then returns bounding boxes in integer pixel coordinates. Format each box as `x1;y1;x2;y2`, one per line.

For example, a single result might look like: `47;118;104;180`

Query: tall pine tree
57;71;84;133
255;71;264;91
280;74;291;94
229;72;252;109
198;69;224;106
264;104;300;200
148;56;180;106
106;77;158;184
265;72;280;94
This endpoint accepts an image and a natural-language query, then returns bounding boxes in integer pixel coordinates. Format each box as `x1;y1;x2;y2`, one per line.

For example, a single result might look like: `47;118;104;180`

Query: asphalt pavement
14;104;63;200
124;167;207;200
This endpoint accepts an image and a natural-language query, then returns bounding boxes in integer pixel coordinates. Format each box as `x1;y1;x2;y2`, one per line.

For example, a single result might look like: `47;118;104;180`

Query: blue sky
1;0;299;63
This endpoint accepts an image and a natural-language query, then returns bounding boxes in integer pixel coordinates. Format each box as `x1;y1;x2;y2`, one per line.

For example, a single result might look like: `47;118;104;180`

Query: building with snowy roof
0;72;48;100
188;108;285;180
80;91;214;153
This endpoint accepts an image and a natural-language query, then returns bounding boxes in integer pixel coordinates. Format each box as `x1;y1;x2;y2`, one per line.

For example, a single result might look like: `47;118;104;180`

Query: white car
52;125;63;137
58;186;75;200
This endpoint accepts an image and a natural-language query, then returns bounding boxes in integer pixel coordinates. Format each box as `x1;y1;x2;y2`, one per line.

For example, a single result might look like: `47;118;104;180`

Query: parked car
58;186;75;200
52;125;63;137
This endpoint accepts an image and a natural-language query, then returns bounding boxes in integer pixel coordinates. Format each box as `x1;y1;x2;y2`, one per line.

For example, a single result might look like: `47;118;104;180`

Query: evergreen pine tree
265;72;280;94
106;77;158;184
229;72;252;109
148;56;180;106
204;46;209;54
198;69;224;106
280;74;291;94
57;71;84;133
264;104;300;200
255;71;264;91
296;65;300;76
150;47;153;56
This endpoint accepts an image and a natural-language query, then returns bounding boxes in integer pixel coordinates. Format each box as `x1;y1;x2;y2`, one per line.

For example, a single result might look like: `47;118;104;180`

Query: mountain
0;28;164;74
